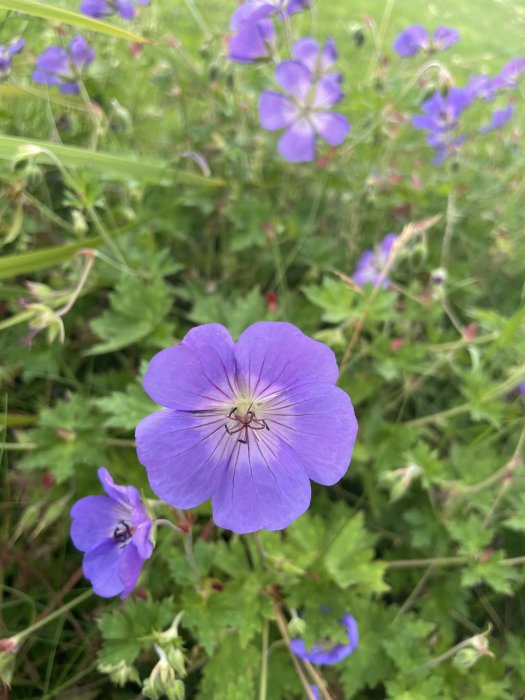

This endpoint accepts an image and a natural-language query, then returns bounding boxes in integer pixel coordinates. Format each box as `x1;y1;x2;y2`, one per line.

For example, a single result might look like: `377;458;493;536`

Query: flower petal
392;24;428;57
79;0;110;17
234;321;340;399
312;76;344;108
83;539;124;597
70;495;128;552
266;382;357;486
136;409;228;509
259;91;298;130
212;437;311;533
142;323;236;410
119;543;144;599
228;20;274;63
275;60;312;101
292;36;319;72
115;0;137;19
278;118;316;162
310;112;350;146
69;35;95;69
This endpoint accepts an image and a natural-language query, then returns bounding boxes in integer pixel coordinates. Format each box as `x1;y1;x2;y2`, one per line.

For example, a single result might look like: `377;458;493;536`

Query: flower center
113;519;133;546
224;402;270;445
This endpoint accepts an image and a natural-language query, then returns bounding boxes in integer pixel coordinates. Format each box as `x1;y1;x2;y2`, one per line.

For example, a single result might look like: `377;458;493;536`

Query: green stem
184;529;200;580
259;618;269;700
12;589;92;645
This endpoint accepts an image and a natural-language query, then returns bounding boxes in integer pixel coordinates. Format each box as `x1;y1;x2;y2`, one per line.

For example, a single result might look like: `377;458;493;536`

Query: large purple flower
291;613;359;665
259;60;350;162
32;35;94;94
353;233;398;288
70;468;153;598
0;38;25;77
393;24;459;57
80;0;149;20
135;322;357;534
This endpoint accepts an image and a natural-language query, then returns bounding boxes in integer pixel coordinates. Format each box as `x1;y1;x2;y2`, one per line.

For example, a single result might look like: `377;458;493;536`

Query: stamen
223;406;271;445
113;519;133;546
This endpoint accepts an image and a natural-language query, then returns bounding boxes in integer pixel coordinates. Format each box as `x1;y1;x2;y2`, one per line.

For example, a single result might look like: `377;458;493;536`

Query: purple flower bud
70;468;154;598
291;613;359;665
135;322;358;534
32;35;95;94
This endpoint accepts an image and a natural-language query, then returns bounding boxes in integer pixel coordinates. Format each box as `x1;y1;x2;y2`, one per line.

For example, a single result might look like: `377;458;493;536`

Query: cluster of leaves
1;0;524;699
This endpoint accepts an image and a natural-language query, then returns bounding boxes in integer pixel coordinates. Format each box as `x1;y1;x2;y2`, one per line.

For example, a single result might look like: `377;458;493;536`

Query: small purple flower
135;322;358;535
393;24;459;57
80;0;149;20
32;35;94;94
480;104;515;134
228;18;275;63
412;88;472;163
0;38;25;77
230;0;311;28
291;613;359;665
70;468;153;598
353;233;398;288
259;60;350;162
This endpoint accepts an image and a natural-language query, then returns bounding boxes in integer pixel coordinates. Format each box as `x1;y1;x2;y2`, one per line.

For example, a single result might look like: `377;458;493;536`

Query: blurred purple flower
480;104;515;134
135;322;358;534
292;37;340;82
230;0;311;28
32;35;94;94
393;24;459;57
519;382;525;395
291;613;359;665
308;686;321;700
0;38;25;77
353;233;398;288
412;88;472;162
80;0;149;20
259;60;350;162
228;18;275;63
70;468;153;598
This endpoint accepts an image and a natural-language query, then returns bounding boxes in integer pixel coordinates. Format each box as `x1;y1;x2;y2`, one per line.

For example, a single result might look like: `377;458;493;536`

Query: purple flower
230;0;311;28
308;687;321;700
0;38;25;77
292;37;339;81
259;60;350;162
80;0;149;20
393;24;459;57
519;382;525;395
32;35;94;94
70;468;153;598
353;233;398;288
135;322;357;535
291;613;359;665
480;104;515;134
228;18;275;63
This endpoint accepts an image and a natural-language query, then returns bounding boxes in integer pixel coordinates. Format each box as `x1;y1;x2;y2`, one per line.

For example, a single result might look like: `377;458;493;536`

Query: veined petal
266;382;357;486
275;60;312;101
119;543;144;599
312;76;343;108
259;91;298;130
234;321;340;399
311;112;350;146
278;118;316;162
83;539;124;598
136;409;228;509
70;495;128;552
212;436;311;533
142;323;236;410
228;20;274;63
292;36;319;73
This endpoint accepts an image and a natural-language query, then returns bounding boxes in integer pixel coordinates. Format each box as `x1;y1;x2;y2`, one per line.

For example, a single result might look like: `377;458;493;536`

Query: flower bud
288;615;307;639
98;660;140;687
0;637;18;687
71;210;88;236
143;659;184;700
165;647;186;678
380;463;422;501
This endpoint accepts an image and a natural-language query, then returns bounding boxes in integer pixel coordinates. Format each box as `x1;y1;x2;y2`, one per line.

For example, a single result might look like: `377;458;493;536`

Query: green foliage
1;0;525;698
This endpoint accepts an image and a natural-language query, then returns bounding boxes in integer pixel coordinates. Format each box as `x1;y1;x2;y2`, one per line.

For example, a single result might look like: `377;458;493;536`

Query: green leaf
197;634;259;700
98;598;178;667
0;0;148;42
87;274;173;355
94;382;158;431
446;515;493;557
324;512;389;592
18;394;106;482
0;136;224;186
461;552;520;594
